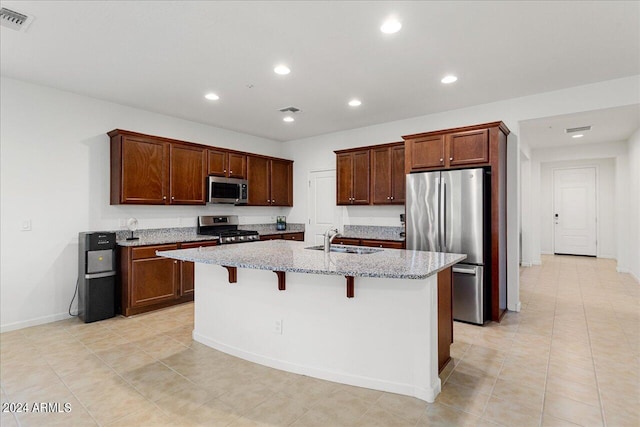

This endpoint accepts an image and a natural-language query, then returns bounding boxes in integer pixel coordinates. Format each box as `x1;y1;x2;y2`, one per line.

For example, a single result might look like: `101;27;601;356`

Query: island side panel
193;263;441;402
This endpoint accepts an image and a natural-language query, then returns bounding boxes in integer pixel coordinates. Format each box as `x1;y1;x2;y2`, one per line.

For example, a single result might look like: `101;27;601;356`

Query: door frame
551;165;599;257
306;169;342;245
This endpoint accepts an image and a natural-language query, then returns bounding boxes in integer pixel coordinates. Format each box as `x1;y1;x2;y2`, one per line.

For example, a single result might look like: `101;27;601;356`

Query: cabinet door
121;136;168;204
391;144;406;204
336;153;354;205
247;155;270;206
130;257;178;307
407;135;445;171
371;147;392;204
448;129;489;166
207;149;228;176
179;241;218;296
228;153;247;178
352;150;370;204
170;144;206;204
270;159;293;206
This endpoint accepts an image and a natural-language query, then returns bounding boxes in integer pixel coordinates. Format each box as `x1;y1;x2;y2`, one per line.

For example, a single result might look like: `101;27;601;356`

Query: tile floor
1;255;638;426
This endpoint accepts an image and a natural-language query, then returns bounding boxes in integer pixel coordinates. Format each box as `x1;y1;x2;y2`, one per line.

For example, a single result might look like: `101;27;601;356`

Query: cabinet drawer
360;239;405;249
131;244;178;260
333;237;361;246
282;232;304;241
180;241;218;249
260;234;282;241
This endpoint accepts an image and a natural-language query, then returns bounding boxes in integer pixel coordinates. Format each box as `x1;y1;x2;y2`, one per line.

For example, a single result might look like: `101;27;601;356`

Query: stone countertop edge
156;240;466;280
115;224;306;247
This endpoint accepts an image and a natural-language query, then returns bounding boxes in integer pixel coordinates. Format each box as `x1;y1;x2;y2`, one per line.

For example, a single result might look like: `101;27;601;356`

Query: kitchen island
157;240;465;402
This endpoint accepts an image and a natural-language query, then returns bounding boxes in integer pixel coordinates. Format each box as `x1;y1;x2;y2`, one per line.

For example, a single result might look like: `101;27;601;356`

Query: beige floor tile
545;375;600;407
122;361;193;402
446;370;497;395
416;402;480;426
103;404;174;427
542;414;582;426
353;406;415;427
544;391;603;427
491;377;544;411
435;381;490;416
482;396;542;427
216;377;275;414
240;390;311;426
373;391;429;424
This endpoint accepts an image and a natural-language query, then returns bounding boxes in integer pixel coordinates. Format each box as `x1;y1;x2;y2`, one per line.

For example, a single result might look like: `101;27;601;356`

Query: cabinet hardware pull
267;199;271;203
224;169;227;172
449;157;453;161
272;200;275;204
391;196;394;200
171;196;175;200
163;196;167;200
229;170;233;173
440;158;443;162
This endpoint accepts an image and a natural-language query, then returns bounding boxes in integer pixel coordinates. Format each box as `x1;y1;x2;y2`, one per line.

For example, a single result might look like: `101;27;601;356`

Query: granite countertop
157;240;465;280
116;224;306;247
338;225;405;242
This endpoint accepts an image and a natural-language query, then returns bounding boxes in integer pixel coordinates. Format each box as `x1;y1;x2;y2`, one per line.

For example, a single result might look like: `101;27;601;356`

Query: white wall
0;77;286;331
627;129;640;281
283;75;640;313
538;158;616;257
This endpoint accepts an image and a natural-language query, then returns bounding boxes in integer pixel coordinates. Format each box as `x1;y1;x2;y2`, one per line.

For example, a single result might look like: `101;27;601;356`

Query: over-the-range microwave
207;176;248;205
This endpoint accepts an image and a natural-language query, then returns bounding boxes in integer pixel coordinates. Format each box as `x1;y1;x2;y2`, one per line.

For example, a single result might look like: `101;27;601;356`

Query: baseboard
532;260;542;265
520;262;533;267
0;312;71;333
540;251;553;255
616;266;629;274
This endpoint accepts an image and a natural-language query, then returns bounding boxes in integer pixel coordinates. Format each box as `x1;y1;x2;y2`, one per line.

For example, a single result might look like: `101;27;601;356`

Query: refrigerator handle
441;181;447;252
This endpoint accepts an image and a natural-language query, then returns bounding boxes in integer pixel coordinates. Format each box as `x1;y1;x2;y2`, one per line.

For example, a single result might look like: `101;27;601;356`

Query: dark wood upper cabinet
170;144;206;204
404;125;492;172
112;133;168;204
247;155;271;206
247;155;293;206
406;135;445;171
270;158;293;206
208;149;247;178
228;153;247;178
110;129;291;206
371;143;405;205
335;149;370;205
448;129;489;166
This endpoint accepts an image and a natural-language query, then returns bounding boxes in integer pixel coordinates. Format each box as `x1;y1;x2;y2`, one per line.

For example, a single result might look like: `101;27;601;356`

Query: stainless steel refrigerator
406;168;490;325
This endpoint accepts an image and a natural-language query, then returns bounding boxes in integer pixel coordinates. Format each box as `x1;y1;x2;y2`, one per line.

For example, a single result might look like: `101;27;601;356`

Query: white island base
193;263;441;402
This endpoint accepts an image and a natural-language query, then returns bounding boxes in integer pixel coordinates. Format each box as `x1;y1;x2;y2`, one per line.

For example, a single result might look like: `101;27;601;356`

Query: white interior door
307;170;341;245
553;167;597;256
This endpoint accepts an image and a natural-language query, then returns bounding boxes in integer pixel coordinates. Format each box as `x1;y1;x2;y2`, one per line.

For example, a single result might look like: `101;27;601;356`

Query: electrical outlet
273;319;283;335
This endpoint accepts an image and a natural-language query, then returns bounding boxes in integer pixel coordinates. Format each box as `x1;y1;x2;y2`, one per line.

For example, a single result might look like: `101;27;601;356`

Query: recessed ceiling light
274;65;291;75
572;134;584;138
348;99;362;107
441;75;458;84
204;92;219;101
380;18;402;34
283;116;294;123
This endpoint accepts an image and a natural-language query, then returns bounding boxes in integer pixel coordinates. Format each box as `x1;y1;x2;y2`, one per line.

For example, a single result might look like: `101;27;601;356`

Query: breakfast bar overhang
158;240;465;402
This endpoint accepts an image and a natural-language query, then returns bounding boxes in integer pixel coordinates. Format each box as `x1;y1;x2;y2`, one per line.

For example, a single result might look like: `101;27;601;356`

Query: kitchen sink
305;245;382;254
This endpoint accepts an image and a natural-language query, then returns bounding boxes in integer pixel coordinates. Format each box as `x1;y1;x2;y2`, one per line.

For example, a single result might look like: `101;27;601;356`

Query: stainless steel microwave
207;176;248;204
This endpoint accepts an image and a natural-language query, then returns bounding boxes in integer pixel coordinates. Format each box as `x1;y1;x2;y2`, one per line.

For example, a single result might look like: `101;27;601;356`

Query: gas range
197;215;260;245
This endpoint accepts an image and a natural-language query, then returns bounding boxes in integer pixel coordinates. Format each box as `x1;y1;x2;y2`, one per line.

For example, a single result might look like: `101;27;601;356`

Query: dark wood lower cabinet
438;267;453;373
119;240;217;316
260;232;305;241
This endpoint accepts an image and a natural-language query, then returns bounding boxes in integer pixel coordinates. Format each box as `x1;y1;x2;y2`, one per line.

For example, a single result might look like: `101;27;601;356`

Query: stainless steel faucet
323;227;339;253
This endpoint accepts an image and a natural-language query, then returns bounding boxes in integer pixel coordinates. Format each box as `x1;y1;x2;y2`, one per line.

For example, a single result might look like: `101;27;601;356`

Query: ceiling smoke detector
565;125;592;134
0;7;34;32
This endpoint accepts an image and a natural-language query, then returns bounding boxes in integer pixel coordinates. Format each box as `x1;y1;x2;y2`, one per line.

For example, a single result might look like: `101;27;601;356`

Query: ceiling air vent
279;106;301;113
565;125;592;134
0;7;34;32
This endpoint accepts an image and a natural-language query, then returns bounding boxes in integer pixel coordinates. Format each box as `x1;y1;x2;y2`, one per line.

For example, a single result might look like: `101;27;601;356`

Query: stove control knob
239;236;245;241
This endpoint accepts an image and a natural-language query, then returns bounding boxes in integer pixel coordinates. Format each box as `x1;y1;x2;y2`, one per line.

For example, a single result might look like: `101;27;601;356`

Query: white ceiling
520;104;640;150
1;1;639;143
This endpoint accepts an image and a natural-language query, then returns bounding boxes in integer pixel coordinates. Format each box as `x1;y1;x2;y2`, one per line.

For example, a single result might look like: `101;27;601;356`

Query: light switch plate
21;219;31;231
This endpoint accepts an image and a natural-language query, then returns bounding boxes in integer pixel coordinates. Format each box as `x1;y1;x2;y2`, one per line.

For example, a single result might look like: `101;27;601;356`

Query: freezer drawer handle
452;267;476;275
